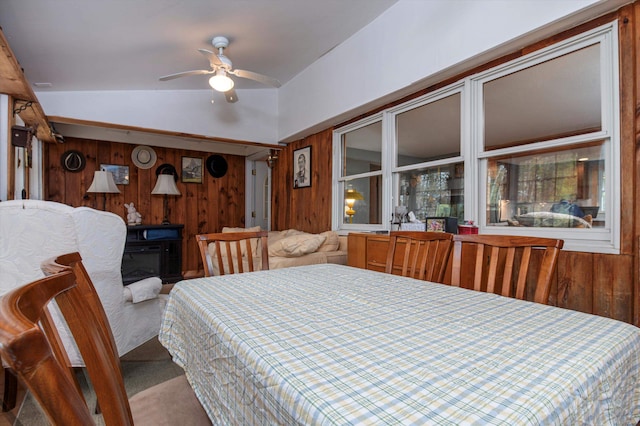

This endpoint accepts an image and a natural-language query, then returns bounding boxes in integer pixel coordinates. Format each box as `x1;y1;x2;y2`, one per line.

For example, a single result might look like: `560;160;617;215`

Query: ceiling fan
159;36;281;103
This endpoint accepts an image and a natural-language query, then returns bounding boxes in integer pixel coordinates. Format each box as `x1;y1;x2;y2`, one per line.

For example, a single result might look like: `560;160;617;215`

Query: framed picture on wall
100;164;129;185
293;146;311;189
181;156;203;183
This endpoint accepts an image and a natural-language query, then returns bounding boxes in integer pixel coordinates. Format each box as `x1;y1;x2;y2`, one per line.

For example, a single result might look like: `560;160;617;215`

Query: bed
159;264;640;425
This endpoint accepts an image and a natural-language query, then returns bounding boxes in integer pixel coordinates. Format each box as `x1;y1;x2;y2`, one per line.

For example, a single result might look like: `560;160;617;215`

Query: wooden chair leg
2;368;17;412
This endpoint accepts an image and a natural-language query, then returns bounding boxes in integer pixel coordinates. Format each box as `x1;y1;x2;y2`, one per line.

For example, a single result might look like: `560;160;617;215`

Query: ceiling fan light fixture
209;71;234;92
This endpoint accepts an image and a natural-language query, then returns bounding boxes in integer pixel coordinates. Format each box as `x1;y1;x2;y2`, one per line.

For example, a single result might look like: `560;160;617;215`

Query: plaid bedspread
159;264;640;425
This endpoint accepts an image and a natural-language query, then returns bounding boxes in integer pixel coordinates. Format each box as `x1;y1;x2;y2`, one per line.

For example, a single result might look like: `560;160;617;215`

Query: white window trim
471;22;619;254
387;82;467;226
332;22;620;254
332;113;387;233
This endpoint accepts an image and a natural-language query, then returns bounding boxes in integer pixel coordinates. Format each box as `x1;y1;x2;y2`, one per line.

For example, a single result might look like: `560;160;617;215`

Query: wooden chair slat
502;247;516;297
196;231;269;277
450;234;564;305
385;231;454;283
486;246;500;294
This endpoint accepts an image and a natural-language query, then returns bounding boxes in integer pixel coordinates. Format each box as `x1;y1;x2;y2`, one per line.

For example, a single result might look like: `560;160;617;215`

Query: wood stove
121;224;183;285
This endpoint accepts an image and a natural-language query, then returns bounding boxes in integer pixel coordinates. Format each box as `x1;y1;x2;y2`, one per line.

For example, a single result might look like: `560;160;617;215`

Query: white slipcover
0;200;165;365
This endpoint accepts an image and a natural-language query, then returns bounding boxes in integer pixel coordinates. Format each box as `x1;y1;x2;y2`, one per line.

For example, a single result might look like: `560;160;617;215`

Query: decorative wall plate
60;150;86;173
131;145;157;169
206;154;228;178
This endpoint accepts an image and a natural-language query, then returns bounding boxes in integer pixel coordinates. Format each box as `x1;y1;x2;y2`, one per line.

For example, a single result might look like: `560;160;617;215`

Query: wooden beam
48;115;283;150
0;27;55;143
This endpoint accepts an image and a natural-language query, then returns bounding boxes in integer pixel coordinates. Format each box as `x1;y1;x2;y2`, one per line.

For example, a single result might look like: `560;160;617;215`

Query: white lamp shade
87;171;120;194
152;174;181;196
209;71;235;92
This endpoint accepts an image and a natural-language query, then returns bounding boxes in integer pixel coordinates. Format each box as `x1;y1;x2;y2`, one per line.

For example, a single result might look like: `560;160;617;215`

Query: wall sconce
345;187;364;223
266;149;279;169
87;170;120;210
151;174;181;224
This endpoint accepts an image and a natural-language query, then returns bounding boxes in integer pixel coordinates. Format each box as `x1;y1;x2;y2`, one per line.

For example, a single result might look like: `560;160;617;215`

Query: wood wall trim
0;28;54;143
48;116;283;150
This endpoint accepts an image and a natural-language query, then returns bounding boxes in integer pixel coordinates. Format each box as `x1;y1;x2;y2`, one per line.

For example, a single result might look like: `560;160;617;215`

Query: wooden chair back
385;231;454;283
196;231;269;277
0;252;134;425
450;234;564;304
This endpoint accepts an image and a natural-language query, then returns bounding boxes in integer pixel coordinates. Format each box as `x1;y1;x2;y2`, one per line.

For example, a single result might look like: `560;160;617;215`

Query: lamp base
161;195;171;225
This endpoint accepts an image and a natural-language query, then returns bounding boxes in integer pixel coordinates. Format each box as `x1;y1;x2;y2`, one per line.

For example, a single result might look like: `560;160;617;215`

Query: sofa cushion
268;233;326;257
316;231;340;252
269;250;348;269
267;230;288;246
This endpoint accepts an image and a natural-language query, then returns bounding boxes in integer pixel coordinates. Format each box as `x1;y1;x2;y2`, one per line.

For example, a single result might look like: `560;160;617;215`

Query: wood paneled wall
271;3;640;326
271;130;334;233
44;137;246;273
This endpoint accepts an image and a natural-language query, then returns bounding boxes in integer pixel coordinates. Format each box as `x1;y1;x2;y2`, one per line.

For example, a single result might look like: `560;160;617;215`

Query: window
397;162;464;222
486;143;605;227
474;24;619;253
333;116;384;230
392;89;464;224
333;23;619;253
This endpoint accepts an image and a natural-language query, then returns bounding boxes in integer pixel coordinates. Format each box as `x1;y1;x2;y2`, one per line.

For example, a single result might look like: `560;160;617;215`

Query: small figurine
124;202;142;225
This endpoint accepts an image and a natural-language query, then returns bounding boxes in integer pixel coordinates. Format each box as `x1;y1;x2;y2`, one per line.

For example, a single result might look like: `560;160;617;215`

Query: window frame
387;82;467;223
471;23;619;254
332;113;388;232
332;22;620;254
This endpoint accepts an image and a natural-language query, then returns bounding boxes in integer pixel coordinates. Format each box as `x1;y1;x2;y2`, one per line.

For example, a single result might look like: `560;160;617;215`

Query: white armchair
0;200;166;365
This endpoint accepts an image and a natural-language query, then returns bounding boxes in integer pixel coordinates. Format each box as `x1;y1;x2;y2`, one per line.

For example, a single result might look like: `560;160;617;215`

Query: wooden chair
196;231;269;277
385;231;454;283
450;234;564;305
0;252;211;425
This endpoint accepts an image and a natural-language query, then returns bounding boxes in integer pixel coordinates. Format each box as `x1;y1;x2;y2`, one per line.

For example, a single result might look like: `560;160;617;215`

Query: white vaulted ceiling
0;0;397;92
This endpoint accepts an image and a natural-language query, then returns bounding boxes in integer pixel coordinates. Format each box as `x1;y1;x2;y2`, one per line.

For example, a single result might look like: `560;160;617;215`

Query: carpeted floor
11;337;184;425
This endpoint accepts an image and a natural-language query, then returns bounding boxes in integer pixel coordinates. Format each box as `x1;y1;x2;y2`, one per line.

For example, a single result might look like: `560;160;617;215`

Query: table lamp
87;170;120;210
152;174;181;224
345;187;364;223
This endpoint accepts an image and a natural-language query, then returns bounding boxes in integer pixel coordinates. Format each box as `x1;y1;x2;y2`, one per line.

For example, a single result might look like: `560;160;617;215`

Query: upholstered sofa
0;200;166;366
208;227;347;275
267;228;348;269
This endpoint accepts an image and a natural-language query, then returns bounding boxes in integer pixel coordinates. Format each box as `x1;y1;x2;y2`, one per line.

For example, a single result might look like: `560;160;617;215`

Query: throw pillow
316;231;340;252
267;230;288;246
268;234;327;258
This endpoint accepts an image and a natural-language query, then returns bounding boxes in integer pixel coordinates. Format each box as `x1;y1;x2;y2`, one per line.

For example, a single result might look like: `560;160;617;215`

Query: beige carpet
15;337;184;425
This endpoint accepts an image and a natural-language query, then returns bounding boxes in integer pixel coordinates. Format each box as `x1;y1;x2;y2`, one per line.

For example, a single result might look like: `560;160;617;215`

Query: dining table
159;264;640;425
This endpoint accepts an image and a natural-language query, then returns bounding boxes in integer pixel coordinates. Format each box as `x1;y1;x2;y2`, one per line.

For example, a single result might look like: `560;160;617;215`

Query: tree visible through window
487;143;605;227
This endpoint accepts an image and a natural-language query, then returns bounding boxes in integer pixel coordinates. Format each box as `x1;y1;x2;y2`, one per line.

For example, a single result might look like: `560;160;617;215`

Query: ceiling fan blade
225;88;239;103
198;48;223;68
159;69;213;81
231;69;281;88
